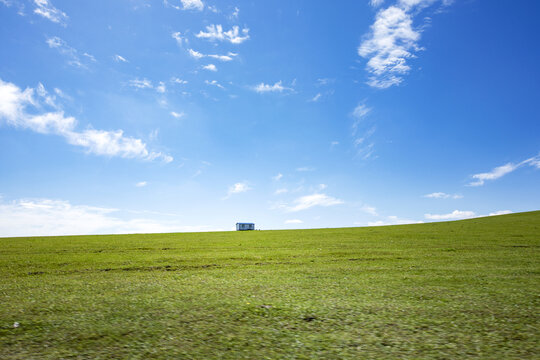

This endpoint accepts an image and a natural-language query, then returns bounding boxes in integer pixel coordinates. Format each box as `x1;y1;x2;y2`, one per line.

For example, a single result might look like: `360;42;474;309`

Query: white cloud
202;64;217;72
0;78;172;162
352;104;371;120
156;81;166;93
253;81;292;93
286;193;343;212
207;52;237;61
231;6;239;19
188;48;204;59
170;111;185;118
196;24;250;44
46;36;93;68
370;0;385;7
424;192;463;199
171;78;188;85
164;0;204;11
351;104;376;160
318;184;327;191
34;0;67;25
0;198;221;237
489;210;512;216
469;154;540;186
223;182;251;199
181;0;203;10
274;188;288;195
365;215;422;226
361;205;378;216
469;163;517;186
207;4;218;13
172;32;185;46
310;93;322;102
424;210;476;220
113;54;128;63
136;181;147;187
129;78;153;89
358;0;442;88
273;173;283;181
188;48;238;62
205;80;224;89
285;219;303;224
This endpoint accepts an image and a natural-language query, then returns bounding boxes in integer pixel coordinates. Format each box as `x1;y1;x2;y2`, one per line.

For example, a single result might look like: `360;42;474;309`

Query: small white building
236;222;255;231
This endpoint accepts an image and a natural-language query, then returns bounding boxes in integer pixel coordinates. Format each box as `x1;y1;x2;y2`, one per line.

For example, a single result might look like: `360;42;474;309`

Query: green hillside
1;211;539;359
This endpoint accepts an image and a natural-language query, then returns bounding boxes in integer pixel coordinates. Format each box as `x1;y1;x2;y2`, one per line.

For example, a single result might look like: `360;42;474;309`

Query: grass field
0;211;539;359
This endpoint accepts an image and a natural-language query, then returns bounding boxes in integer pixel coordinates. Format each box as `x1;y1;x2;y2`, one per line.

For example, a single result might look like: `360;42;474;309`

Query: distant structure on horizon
236;222;255;231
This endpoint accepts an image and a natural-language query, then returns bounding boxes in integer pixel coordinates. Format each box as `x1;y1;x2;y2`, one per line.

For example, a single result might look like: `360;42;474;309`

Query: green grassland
1;211;539;359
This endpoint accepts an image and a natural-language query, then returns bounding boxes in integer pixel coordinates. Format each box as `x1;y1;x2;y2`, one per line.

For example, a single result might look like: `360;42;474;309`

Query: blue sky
1;0;539;236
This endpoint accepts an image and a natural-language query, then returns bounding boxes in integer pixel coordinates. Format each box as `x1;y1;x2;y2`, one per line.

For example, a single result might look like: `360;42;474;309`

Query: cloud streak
285;193;344;212
46;36;94;69
188;49;237;61
0;79;172;162
34;0;67;25
469;154;540;186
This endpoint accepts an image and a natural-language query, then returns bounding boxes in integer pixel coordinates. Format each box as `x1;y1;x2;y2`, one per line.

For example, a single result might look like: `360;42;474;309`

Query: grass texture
1;211;539;359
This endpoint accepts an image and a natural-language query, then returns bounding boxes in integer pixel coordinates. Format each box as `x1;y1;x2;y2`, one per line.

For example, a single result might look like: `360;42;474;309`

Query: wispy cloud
189;49;237;61
358;0;446;88
46;36;94;68
285;193;343;212
207;4;218;13
365;215;422;226
253;81;292;93
170;111;185;119
171;77;188;85
489;210;512;216
273;173;283;181
360;205;378;216
135;181;147;187
0;197;221;237
351;103;376;159
223;182;251;199
423;192;463;199
205;80;224;89
370;0;385;7
0;78;172;162
156;81;166;93
129;78;153;89
202;64;217;72
196;24;250;44
164;0;204;11
285;219;303;224
34;0;67;25
274;188;288;195
230;6;239;19
310;93;322;102
113;54;128;63
296;166;315;172
172;32;185;46
425;210;475;220
468;154;540;186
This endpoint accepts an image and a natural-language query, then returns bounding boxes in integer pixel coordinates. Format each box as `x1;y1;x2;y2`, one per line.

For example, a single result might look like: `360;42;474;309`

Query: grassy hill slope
1;211;539;359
